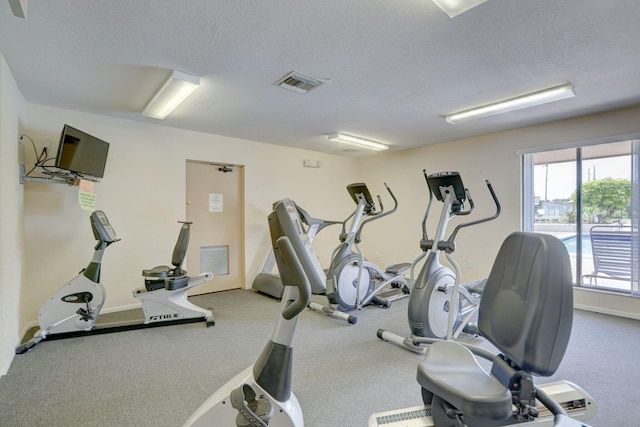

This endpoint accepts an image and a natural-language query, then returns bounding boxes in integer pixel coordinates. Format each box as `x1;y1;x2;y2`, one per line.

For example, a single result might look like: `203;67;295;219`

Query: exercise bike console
91;210;119;245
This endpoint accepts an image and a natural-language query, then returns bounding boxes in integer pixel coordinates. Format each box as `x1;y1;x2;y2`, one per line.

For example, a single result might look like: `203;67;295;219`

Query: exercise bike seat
142;222;191;291
417;340;512;420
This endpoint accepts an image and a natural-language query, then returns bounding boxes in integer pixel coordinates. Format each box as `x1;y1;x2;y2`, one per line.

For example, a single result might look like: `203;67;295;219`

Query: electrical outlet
466;260;473;269
40;139;52;153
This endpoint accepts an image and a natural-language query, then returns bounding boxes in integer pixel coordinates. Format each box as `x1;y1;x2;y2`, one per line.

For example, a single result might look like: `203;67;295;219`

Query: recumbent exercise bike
16;210;214;354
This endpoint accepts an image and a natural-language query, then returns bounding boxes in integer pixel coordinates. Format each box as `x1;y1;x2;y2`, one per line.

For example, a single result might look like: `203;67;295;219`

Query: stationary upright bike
16;211;214;354
321;182;411;312
378;171;500;350
184;198;323;426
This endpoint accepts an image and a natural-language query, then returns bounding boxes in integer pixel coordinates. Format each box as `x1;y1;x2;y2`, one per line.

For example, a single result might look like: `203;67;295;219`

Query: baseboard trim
574;286;640;320
575;304;640;320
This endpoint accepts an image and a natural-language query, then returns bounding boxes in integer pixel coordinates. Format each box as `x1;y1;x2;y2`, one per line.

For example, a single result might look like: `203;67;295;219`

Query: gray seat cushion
417;340;512;420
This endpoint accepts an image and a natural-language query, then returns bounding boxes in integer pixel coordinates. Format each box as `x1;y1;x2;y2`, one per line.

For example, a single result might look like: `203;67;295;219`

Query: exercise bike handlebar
275;236;312;320
448;179;501;243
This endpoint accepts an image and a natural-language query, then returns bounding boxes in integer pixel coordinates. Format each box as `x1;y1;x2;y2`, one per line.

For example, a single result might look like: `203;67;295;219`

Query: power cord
20;134;56;178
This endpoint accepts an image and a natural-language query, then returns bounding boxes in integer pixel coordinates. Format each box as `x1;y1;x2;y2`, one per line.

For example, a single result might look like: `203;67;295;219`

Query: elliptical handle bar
358;182;398;234
448;180;501;243
453;188;474;216
421;169;435;242
376;194;384;214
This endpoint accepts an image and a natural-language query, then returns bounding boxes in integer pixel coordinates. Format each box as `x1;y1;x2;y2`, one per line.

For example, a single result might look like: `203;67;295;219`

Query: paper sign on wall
78;179;96;211
209;193;223;212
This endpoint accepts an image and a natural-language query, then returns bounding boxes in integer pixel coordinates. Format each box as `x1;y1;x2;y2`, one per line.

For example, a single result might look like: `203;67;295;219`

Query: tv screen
55;125;110;179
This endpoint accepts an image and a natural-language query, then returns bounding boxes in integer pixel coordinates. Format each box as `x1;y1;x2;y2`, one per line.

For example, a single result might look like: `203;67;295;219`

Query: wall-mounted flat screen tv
55;124;110;179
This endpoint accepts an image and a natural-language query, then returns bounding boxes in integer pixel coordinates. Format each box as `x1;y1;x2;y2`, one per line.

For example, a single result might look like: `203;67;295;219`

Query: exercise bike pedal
231;384;274;427
75;307;95;322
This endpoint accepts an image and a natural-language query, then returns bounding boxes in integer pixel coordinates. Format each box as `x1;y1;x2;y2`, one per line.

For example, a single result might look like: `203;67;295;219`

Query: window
522;139;639;296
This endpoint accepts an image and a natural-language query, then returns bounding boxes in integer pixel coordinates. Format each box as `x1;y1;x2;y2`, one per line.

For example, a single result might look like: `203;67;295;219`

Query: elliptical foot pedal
466;278;487;296
462;322;479;336
372;296;391;308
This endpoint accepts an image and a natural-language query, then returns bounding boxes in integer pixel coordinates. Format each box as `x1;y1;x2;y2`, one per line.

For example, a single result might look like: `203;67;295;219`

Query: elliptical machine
183;198;322;426
16;210;214;354
320;182;410;312
378;171;500;350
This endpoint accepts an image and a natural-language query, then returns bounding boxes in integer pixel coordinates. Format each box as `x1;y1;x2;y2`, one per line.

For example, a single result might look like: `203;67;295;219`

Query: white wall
21;104;361;328
0;54;26;375
359;105;640;318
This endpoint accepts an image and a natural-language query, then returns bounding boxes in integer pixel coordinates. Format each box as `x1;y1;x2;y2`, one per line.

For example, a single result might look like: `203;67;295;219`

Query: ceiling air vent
275;71;326;94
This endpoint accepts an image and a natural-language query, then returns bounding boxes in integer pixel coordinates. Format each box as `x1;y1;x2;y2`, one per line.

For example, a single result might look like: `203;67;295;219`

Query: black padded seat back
478;232;573;376
171;222;190;271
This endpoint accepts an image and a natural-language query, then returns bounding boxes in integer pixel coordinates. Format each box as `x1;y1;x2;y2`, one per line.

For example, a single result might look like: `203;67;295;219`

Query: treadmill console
347;183;376;214
269;198;325;292
90;210;119;244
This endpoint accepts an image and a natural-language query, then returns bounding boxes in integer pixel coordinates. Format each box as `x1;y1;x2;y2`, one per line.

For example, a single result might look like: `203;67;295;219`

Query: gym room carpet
1;288;637;426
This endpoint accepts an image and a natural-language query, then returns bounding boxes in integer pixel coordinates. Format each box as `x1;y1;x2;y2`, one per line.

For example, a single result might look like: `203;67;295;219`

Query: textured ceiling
1;0;639;157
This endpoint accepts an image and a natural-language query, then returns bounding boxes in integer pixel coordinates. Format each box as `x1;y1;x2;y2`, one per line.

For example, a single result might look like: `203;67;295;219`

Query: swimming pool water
561;234;592;255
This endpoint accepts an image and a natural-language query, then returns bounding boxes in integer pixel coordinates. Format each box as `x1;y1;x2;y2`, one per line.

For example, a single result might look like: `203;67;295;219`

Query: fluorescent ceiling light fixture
329;133;389;151
142;70;200;119
446;83;575;124
432;0;488;18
